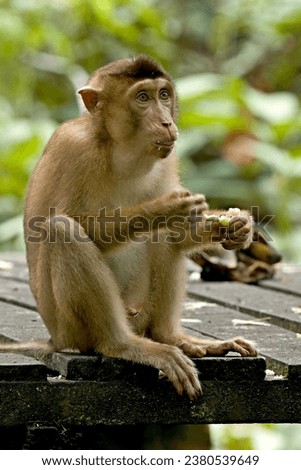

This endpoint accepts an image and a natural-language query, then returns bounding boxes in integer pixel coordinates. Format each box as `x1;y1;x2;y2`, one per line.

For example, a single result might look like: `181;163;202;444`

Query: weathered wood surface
0;253;301;426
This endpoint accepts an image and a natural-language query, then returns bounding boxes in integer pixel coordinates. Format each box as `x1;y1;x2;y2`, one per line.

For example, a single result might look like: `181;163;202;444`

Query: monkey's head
78;56;179;166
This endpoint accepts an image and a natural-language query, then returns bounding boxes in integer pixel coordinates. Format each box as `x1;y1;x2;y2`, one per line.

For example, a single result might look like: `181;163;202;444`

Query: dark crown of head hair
90;55;172;83
121;55;169;80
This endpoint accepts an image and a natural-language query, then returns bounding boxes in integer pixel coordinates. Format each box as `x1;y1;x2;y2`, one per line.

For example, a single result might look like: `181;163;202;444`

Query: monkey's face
126;77;178;159
103;78;178;161
78;71;179;176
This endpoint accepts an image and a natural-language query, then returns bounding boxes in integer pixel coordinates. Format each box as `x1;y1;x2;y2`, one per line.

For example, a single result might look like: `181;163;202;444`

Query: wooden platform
0;252;301;427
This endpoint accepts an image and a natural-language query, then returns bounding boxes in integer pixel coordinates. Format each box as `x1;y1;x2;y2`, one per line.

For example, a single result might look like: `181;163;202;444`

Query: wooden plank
187;281;301;333
194;356;266;381
187;260;301;297
0;254;299;383
39;351;265;382
0;279;36;310
0;254;300;426
260;265;301;297
0;301;48;343
0;376;297;425
0;294;297;380
0;296;266;383
43;352;159;384
0;353;47;381
182;298;301;379
0;252;27;264
0;252;28;282
0;265;29;283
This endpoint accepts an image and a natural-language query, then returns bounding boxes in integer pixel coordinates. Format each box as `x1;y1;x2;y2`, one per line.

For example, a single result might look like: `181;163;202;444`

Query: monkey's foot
177;336;257;358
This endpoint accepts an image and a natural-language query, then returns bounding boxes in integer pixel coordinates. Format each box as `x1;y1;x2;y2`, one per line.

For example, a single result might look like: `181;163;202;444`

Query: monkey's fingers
161;192;208;220
206;220;227;242
195;201;209;214
222;216;252;249
170;189;191;199
228;216;251;234
191;193;207;203
222;236;250;250
178;194;207;209
188;204;211;224
169;190;206;204
171;195;208;219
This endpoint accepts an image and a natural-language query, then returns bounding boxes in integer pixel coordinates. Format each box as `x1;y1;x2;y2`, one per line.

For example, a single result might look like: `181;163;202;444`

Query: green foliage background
1;0;301;260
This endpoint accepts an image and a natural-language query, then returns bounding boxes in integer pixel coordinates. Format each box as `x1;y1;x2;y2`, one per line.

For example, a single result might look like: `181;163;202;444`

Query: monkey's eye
136;92;149;102
160;89;170;100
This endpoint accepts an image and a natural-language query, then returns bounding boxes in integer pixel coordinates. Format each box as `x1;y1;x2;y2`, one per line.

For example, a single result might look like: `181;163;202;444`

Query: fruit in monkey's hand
204;208;241;226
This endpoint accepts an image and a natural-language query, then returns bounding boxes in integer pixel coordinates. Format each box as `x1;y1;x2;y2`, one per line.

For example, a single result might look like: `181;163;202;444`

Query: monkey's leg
37;216;201;399
147;244;257;358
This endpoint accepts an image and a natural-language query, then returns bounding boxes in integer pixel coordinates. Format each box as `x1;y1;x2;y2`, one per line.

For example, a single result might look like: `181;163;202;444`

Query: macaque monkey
4;56;257;399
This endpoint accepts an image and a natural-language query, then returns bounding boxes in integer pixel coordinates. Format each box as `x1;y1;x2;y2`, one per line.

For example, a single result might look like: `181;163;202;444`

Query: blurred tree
0;0;300;259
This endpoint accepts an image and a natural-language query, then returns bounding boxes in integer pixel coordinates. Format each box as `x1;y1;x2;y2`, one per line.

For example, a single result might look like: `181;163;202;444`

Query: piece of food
219;215;231;226
228;207;241;217
204;208;241;226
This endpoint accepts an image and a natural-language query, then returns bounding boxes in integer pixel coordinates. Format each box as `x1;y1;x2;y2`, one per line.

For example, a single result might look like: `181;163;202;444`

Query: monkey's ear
77;86;100;115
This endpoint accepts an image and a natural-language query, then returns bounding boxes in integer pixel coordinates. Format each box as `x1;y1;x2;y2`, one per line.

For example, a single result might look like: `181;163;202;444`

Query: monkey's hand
222;210;254;250
146;190;208;221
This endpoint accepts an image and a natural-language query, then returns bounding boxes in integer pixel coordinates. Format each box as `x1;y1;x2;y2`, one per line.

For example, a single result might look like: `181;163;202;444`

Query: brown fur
5;56;256;399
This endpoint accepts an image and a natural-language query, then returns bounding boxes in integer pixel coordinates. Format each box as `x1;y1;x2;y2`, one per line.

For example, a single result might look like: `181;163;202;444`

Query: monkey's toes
183;366;203;400
178;342;207;358
233;337;257;357
163;351;202;400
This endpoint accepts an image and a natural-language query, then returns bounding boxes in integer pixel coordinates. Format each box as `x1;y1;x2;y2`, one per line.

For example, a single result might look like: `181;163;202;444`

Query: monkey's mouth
154;140;176;157
155;140;175;148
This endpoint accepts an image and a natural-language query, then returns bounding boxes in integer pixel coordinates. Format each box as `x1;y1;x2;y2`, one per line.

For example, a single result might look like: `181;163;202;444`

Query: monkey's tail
0;339;53;354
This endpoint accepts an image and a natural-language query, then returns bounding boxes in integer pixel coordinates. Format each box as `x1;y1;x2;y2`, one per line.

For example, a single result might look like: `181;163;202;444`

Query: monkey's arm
76;190;208;252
